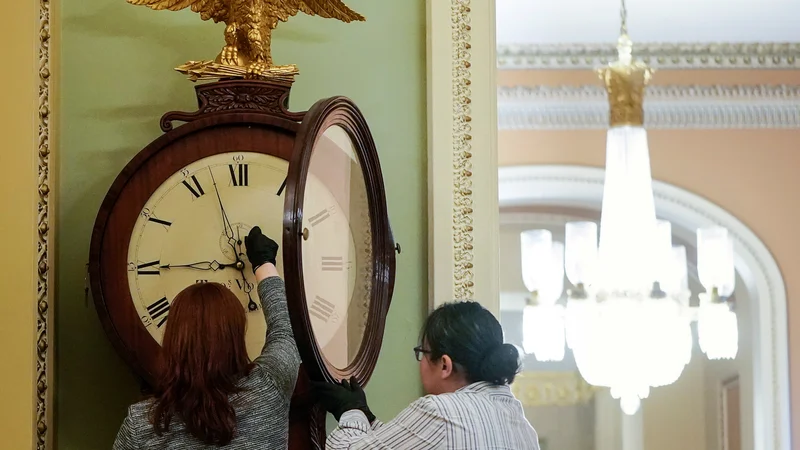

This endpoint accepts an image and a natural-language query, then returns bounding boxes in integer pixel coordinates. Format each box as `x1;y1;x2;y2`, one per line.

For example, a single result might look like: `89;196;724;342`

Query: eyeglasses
413;346;431;361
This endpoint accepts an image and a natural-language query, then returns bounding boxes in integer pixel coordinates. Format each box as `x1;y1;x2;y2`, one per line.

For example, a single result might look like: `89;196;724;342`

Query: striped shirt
112;277;300;449
326;381;540;449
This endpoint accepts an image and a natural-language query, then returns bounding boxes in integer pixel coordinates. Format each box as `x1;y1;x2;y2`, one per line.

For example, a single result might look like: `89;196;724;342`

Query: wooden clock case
88;79;397;449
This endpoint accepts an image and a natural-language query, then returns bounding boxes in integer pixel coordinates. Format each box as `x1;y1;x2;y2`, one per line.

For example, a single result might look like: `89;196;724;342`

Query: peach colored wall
500;127;800;441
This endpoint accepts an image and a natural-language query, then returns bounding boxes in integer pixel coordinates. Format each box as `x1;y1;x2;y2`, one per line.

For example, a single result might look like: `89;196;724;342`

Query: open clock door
283;96;396;387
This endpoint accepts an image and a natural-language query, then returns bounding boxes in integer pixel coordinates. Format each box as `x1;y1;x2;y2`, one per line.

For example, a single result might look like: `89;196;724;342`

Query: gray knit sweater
112;277;301;449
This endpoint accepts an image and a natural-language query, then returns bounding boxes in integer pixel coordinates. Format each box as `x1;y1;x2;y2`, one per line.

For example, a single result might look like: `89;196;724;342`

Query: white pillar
622;408;644;450
595;389;622;450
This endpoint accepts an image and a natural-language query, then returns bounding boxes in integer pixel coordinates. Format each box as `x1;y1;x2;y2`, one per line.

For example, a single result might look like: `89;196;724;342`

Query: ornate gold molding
451;0;475;300
36;0;53;447
497;42;800;70
511;371;599;408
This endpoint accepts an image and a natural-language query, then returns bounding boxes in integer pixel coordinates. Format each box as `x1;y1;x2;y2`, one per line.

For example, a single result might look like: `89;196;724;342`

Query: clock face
126;151;288;360
301;125;372;369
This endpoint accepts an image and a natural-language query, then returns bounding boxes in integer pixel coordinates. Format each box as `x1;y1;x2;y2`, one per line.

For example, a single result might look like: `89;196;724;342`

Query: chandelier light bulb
543;242;565;305
665;245;689;296
522;304;566;362
520;229;552;294
698;297;739;360
697;226;736;297
565;221;598;286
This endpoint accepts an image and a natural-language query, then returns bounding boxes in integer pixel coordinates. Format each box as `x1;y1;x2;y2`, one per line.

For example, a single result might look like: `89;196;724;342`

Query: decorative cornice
511;371;598;407
497;42;800;70
37;0;53;447
452;0;475;300
498;85;800;129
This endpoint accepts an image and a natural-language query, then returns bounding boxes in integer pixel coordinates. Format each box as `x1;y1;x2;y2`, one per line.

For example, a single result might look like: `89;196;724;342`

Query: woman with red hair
113;227;300;448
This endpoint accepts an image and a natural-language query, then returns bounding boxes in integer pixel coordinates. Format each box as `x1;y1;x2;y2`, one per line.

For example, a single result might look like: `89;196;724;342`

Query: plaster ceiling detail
498;85;800;129
497;42;800;70
496;0;800;69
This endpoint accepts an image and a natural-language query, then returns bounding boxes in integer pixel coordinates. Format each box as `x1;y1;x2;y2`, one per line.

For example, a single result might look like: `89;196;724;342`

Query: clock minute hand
160;260;241;271
208;168;236;242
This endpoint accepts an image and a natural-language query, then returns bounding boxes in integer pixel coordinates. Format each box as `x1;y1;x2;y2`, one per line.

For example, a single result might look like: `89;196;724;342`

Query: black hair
420;301;520;386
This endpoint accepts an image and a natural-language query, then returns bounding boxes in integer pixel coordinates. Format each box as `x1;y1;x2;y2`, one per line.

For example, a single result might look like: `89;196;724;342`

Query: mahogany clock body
88;80;396;449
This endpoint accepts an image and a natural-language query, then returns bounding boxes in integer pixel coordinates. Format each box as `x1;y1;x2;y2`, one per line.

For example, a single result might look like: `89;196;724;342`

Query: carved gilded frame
37;0;55;448
0;0;54;446
427;0;499;314
4;0;56;447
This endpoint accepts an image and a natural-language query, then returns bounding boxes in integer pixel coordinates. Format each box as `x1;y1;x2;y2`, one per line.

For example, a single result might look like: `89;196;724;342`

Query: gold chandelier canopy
597;2;654;128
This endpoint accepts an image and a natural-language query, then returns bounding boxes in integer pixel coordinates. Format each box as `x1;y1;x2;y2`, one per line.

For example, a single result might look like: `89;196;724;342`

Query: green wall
58;1;427;447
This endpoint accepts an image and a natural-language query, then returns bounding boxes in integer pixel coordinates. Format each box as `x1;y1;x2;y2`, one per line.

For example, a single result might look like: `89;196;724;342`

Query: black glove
312;376;375;422
244;226;278;273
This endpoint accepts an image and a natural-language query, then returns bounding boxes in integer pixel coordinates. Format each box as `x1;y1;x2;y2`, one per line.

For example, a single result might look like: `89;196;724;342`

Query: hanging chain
619;0;628;35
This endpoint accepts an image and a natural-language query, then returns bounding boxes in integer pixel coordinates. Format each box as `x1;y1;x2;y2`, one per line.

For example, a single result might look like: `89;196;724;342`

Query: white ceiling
496;0;800;44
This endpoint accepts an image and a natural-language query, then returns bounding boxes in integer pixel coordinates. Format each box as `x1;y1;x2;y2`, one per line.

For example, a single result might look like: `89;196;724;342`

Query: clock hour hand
232;271;259;312
242;277;259;312
232;228;258;312
235;225;247;260
233;238;259;312
160;260;242;271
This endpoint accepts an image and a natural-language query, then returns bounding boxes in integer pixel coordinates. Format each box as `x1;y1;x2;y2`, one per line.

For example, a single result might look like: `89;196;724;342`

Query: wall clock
88;79;397;449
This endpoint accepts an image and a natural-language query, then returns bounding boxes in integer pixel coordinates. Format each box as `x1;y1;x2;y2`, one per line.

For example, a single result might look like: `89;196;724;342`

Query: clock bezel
89;113;299;386
283;96;396;384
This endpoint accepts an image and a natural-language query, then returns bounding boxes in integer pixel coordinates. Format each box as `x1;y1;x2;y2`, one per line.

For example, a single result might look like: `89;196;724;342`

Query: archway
498;164;791;450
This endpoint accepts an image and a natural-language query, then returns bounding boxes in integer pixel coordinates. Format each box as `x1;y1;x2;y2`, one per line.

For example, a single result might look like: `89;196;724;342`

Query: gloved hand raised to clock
244;226;279;273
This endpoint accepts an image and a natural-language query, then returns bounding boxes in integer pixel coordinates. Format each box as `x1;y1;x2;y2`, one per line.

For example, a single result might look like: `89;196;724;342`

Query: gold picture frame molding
427;0;499;313
0;0;56;448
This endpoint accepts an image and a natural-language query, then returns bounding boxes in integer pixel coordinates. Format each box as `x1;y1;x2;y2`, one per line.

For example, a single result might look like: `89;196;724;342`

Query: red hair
151;282;253;445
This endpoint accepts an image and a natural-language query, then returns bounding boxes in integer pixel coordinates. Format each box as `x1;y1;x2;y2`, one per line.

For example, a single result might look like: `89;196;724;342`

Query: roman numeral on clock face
137;260;160;275
276;177;287;196
309;296;335;323
229;164;249;187
147;297;170;328
182;175;205;198
308;209;331;227
321;256;344;271
147;217;172;227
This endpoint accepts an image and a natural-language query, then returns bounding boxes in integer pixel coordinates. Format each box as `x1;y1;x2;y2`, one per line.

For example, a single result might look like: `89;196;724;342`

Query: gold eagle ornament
127;0;365;81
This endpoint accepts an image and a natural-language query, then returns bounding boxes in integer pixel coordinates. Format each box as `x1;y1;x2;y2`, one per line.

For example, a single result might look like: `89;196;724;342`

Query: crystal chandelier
519;0;738;415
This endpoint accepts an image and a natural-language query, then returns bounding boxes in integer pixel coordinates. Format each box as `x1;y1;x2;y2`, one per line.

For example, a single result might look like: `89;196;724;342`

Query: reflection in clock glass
126;152;289;361
302;125;372;369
